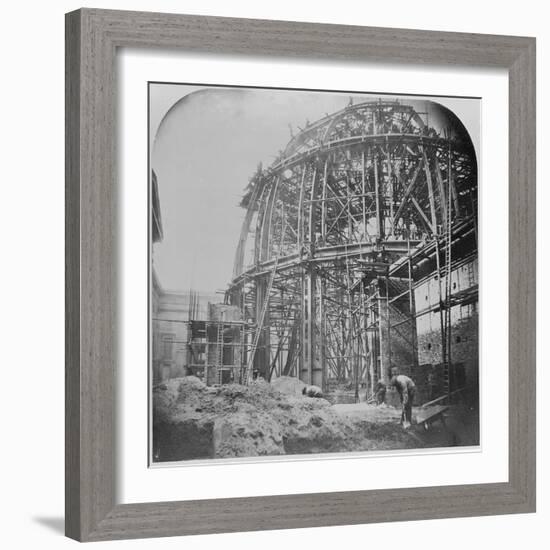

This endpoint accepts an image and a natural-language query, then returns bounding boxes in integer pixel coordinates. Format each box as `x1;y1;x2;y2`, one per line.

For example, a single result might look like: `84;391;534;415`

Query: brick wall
413;258;479;401
379;298;417;382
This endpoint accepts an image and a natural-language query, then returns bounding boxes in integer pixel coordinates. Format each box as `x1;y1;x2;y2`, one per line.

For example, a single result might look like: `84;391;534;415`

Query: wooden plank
415;405;448;425
422;147;439;234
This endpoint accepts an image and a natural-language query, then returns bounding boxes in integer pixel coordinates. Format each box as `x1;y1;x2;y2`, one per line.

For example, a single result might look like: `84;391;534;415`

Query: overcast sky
150;84;479;294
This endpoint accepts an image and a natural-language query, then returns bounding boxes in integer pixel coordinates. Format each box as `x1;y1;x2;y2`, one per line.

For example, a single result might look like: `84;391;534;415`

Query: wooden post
386;136;394;232
362;149;367;240
407;240;419;367
321;157;329;243
374;150;383;239
423;147;438;235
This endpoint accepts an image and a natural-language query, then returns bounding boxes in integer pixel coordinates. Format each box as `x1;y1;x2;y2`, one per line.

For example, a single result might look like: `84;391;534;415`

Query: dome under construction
224;98;478;401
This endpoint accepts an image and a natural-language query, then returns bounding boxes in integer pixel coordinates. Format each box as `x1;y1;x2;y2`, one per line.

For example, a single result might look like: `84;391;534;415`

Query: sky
150;84;480;294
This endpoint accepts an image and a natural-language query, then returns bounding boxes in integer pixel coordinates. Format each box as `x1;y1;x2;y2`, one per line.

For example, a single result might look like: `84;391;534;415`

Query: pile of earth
152;376;421;462
270;375;306;396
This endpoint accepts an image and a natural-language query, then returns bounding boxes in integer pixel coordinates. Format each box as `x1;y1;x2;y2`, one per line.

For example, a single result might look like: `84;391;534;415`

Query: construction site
151;96;480;462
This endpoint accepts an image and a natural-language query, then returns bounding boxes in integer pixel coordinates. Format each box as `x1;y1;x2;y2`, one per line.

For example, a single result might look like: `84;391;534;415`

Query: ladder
466;260;475;288
442;147;454;397
442;239;452;396
216;322;224;384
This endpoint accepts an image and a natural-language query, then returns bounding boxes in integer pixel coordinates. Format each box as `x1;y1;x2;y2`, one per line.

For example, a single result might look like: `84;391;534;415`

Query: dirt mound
271;375;306;396
214;409;284;458
152;377;420;462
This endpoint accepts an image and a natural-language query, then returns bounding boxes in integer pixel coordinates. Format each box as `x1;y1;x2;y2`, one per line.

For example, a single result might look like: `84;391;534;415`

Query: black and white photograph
2;0;543;546
150;84;480;463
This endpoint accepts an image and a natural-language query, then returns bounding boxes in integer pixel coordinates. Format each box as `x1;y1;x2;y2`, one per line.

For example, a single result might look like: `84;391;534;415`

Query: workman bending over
302;385;323;398
389;367;416;428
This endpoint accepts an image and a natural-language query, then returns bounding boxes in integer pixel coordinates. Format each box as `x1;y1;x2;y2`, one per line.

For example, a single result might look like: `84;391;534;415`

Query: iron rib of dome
231;99;477;283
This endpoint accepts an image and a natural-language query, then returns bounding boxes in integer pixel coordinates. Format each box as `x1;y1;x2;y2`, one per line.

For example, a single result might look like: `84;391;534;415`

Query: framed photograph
66;8;536;542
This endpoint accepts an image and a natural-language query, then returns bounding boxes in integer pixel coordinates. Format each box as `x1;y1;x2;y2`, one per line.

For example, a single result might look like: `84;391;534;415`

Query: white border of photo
116;48;508;504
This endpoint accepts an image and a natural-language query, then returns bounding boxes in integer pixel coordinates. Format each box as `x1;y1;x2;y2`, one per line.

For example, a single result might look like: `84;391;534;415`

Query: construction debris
152;377;423;461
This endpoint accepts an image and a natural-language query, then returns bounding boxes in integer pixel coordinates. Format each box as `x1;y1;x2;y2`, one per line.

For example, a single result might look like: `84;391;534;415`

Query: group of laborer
302;366;416;429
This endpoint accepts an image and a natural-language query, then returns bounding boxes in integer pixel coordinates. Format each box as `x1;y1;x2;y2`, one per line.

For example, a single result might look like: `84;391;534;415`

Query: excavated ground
152;376;428;462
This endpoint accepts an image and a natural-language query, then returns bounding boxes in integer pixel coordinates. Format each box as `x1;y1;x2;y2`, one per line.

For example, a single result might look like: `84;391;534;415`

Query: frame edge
65;8;537;541
65;8;82;542
508;36;536;511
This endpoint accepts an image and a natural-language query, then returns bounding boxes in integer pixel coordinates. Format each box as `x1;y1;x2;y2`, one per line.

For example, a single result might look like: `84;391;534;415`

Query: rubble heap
153;376;420;462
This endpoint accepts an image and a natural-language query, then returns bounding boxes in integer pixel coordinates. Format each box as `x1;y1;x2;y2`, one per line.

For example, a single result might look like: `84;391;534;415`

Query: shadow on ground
33;517;65;534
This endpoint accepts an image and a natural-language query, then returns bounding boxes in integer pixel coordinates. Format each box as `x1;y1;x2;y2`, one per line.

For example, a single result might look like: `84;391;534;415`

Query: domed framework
228;99;478;396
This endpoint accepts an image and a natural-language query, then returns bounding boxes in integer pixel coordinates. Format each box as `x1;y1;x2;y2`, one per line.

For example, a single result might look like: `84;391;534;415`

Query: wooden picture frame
65;8;536;542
